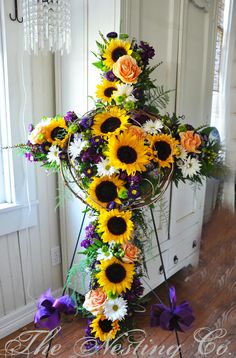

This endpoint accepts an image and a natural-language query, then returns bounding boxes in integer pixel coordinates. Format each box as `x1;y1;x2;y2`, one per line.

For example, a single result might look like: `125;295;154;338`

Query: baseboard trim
0;288;62;339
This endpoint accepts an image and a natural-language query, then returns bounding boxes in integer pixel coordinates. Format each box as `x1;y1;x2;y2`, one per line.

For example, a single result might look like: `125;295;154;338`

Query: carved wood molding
189;0;210;13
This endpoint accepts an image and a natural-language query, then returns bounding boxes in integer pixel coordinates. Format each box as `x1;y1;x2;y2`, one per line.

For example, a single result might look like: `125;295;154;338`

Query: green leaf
92;60;104;69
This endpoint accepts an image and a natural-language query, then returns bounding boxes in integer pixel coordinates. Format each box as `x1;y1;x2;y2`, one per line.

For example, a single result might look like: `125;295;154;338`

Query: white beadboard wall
0;2;62;338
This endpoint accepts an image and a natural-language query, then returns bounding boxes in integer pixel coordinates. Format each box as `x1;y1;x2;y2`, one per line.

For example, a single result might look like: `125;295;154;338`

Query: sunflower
44;117;69;149
149;133;179;168
87;176;125;211
98;209;133;244
96;79;118;103
103;39;132;69
106;133;150;176
92;107;129;137
90;315;120;342
96;257;135;295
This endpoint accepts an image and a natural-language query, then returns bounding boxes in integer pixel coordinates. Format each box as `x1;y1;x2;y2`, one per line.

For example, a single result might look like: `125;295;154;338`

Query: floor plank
0;209;236;357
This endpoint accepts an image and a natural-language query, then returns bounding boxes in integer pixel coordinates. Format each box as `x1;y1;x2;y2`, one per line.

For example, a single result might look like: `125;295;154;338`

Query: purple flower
80;148;102;164
84;167;95;178
59;151;68;162
139;41;155;65
40;142;51;154
81;116;93;129
25;152;35;162
186;124;194;131
119;171;128;180
64;111;78;123
81;238;94;248
133;88;143;100
150;286;195;332
128;186;140;199
28;123;34;133
89;136;104;146
128;173;142;185
105;70;116;82
85;223;95;238
124;278;144;300
107;201;116;210
107;32;118;38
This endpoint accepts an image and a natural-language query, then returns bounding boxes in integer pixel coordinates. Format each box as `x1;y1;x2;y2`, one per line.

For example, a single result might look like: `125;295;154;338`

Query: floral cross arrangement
17;31;224;351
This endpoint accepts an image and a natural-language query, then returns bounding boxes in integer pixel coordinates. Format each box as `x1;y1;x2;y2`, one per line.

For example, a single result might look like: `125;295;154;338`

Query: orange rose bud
83;288;107;315
127;125;146;140
179;131;201;153
122;242;141;263
113;55;142;84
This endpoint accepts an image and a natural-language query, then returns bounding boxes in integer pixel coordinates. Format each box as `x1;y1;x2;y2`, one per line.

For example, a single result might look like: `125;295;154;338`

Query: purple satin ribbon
34;289;76;330
150;286;195;332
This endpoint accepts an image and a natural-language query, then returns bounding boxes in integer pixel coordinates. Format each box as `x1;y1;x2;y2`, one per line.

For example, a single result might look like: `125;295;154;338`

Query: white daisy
178;156;201;178
143;119;163;134
96;158;118;177
104;297;128;321
176;145;187;161
68;137;86;160
113;83;136;103
47;145;60;165
97;247;113;261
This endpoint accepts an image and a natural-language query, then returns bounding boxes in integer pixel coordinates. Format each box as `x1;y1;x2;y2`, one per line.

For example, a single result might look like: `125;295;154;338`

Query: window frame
0;0;38;236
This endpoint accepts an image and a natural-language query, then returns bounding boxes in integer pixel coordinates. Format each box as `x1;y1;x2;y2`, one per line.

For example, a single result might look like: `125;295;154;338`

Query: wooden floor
1;209;236;358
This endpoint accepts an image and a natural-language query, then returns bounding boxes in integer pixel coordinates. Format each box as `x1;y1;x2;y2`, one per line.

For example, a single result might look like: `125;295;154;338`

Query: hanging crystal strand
23;0;71;54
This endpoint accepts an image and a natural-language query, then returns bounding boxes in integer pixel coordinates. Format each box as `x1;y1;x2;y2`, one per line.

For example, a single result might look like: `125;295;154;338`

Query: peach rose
127;125;146;140
83;288;107;315
29;124;48;145
179;131;201;153
122;242;141;263
113;55;142;84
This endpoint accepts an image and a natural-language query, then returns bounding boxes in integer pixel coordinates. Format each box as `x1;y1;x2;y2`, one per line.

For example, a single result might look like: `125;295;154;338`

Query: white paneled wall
0;2;62;338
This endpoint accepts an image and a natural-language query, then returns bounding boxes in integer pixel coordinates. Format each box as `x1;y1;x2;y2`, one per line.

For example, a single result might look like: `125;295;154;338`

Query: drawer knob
192;240;197;248
159;265;164;274
173;255;179;264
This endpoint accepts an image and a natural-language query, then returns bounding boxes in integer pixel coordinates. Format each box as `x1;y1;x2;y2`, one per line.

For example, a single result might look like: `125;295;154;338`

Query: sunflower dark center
117;146;137;164
107;216;127;235
100;117;121;133
154;141;171;161
104;87;116;98
51;126;67;140
98;319;113;333
112;47;127;62
95;181;117;203
106;263;126;283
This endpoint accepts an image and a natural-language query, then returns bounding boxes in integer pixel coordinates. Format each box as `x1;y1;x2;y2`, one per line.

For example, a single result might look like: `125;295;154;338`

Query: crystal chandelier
22;0;71;55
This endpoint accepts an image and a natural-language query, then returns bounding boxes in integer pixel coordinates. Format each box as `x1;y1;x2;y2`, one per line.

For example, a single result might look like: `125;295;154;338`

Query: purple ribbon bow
150;286;195;332
34;289;76;330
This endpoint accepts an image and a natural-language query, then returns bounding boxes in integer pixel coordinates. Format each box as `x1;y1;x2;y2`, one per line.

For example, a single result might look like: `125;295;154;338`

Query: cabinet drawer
142;250;168;295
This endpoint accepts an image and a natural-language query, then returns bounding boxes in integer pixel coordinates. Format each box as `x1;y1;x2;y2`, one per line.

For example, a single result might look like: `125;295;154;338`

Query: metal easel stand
45;209;87;358
149;206;183;358
45;206;183;358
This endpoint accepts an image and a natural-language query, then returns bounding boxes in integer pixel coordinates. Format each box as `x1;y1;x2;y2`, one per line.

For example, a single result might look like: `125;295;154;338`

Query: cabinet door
170;0;217;242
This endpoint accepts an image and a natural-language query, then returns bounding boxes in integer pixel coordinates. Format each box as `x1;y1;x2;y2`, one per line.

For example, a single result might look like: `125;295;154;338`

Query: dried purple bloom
107;32;118;39
64;111;78;123
81;238;94;248
128;173;142;185
105;70;116;82
186;124;194;131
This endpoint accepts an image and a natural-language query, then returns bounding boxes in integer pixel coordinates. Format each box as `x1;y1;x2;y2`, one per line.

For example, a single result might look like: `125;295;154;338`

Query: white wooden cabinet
57;0;218;295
